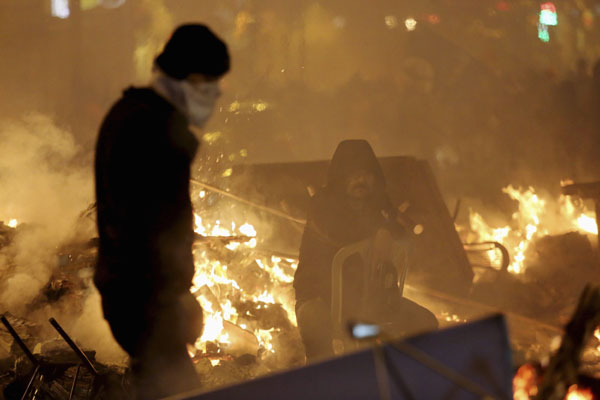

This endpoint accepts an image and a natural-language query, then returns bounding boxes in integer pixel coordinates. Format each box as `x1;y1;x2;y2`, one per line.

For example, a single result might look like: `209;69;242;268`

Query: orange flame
468;185;597;275
565;385;594;400
513;364;539;400
191;213;298;357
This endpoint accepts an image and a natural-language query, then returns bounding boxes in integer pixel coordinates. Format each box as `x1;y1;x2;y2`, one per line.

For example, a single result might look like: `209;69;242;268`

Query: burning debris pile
512;286;600;400
0;190;306;395
453;183;600;399
460;185;600;327
188;207;305;388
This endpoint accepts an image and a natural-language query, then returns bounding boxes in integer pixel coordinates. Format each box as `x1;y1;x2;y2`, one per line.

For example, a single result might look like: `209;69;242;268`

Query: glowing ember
467;185;597;275
440;312;467;323
513;364;539;400
565;385;593;400
7;219;18;228
256;328;276;353
594;327;600;352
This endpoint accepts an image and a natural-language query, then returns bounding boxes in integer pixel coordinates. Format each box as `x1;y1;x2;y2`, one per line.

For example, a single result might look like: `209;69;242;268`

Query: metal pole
190;179;307;225
372;346;393;400
48;318;98;376
403;284;563;334
20;365;41;400
389;340;500;400
68;364;81;400
0;315;38;366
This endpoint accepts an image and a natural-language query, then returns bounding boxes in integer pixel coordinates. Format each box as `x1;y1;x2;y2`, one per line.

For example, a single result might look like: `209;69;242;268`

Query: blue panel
176;314;512;400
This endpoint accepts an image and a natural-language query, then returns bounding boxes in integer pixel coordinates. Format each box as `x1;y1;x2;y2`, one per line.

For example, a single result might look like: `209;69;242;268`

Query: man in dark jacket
293;140;438;363
94;24;229;399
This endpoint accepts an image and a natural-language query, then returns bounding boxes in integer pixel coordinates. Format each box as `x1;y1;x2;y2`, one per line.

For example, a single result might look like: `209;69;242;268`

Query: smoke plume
0;113;92;313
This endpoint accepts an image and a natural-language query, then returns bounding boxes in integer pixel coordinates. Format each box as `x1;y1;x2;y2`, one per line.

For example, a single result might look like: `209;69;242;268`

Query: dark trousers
295;296;438;363
100;289;201;399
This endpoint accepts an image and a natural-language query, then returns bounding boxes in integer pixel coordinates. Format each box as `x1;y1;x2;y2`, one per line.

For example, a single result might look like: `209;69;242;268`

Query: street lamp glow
405;17;417;31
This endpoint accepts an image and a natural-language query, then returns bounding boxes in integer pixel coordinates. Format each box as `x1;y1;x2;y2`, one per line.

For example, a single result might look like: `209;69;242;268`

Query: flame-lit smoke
62;288;128;364
0;113;93;313
132;0;174;84
0;113;129;364
465;185;597;275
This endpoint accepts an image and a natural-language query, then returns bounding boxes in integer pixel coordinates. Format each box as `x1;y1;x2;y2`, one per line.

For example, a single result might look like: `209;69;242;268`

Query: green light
538;24;550;42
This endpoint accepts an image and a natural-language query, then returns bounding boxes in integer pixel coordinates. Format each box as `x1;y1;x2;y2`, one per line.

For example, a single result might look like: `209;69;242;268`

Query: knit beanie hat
155;24;230;80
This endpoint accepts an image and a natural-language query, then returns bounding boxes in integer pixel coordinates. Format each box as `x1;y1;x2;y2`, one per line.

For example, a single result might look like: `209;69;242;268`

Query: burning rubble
460;185;600;327
0;188;306;396
187;194;305;388
464;185;597;275
511;285;600;400
455;183;600;400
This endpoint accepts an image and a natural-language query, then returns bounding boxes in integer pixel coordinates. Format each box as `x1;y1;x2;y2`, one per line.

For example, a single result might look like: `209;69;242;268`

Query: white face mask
180;81;220;128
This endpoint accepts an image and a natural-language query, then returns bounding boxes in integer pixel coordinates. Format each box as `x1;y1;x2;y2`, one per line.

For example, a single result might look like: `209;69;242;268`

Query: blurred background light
538;23;550;42
427;14;440;24
385;15;398;29
51;0;70;19
540;2;558;26
332;16;346;29
99;0;126;9
405;17;417;31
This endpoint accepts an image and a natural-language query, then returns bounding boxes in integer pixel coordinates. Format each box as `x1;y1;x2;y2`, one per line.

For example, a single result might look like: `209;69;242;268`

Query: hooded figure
293;140;438;363
94;24;229;399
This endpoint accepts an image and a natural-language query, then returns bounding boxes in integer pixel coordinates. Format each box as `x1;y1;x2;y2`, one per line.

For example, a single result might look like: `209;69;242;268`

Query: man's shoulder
108;87;173;118
99;87;184;138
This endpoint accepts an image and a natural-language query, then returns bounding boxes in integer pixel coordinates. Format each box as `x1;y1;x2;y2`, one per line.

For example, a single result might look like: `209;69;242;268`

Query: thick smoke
67;289;128;364
0;113;127;363
0;113;92;313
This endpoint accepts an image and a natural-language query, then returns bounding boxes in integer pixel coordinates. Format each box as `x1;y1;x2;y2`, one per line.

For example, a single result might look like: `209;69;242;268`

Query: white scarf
151;66;219;128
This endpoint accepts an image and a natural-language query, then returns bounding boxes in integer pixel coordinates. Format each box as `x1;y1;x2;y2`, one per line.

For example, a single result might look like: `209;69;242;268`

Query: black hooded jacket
94;87;198;298
293;140;405;306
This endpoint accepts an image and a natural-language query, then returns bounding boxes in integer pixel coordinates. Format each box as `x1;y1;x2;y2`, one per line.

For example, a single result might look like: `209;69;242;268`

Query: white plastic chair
330;237;409;349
